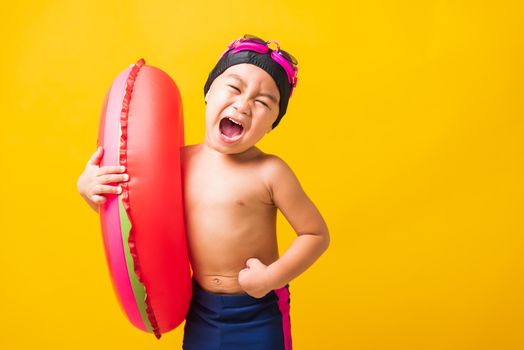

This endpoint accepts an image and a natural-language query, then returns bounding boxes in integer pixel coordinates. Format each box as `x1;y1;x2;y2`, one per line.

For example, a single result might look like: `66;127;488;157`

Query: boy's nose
232;97;251;116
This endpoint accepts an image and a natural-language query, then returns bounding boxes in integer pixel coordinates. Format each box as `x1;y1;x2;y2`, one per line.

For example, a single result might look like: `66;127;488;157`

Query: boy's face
204;63;280;154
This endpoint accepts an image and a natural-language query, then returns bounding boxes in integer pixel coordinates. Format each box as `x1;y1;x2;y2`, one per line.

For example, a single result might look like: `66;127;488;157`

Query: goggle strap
233;41;268;55
270;51;295;85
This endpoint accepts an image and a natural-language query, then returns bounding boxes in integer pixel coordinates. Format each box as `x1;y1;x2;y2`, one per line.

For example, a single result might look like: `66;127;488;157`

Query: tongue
220;118;243;138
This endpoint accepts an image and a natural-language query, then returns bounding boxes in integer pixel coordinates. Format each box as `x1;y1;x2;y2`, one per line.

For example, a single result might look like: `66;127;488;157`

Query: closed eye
228;84;240;92
256;100;269;108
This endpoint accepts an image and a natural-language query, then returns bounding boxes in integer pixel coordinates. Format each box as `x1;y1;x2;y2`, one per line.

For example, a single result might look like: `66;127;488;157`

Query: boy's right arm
77;146;129;213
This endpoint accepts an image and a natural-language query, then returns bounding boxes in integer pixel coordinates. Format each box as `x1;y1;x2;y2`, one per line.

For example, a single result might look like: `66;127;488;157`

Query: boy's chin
204;137;251;155
217;141;253;154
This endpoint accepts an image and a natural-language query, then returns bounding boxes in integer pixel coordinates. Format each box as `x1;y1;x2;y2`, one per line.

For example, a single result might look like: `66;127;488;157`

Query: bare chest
183;158;273;212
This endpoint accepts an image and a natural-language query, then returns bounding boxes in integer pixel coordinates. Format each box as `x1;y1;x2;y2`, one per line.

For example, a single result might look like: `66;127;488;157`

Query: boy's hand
77;146;128;211
238;258;273;298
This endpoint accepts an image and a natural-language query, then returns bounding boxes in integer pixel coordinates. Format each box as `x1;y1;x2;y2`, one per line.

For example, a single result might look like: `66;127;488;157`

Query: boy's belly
188;227;279;295
193;274;246;295
185;198;279;294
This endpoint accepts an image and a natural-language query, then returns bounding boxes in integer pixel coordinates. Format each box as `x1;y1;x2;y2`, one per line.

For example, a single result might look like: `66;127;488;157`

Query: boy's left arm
238;156;330;298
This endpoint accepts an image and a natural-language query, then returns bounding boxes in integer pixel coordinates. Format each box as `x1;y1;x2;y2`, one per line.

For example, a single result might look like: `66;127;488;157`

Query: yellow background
1;0;523;349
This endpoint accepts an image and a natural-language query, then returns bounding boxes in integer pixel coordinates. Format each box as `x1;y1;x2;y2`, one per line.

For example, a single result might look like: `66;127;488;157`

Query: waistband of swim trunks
191;278;289;308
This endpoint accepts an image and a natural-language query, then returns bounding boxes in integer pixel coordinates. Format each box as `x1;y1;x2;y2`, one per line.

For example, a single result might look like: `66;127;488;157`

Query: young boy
77;34;329;350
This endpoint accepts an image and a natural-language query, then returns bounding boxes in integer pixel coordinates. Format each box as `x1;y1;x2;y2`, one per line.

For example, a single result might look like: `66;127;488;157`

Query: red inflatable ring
97;58;191;338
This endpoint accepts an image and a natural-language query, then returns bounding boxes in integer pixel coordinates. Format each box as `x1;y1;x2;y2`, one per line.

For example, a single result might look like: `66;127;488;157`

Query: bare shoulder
182;144;200;154
258;152;292;174
256;151;301;193
181;144;200;161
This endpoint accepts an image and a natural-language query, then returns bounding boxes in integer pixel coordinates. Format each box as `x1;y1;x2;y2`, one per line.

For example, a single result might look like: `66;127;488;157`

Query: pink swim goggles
220;34;299;96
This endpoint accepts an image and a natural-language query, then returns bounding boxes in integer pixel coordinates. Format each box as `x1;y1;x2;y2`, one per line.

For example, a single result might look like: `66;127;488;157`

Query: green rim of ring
118;194;152;332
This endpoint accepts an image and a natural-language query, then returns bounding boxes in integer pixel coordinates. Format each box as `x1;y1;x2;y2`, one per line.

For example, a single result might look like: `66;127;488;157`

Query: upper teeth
228;117;242;126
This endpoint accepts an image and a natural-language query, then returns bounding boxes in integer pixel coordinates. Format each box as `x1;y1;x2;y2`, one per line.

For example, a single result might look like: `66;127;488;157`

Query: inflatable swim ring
97;58;191;338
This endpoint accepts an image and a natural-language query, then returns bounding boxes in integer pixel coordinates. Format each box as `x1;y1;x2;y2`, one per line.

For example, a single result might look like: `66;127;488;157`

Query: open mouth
219;117;244;141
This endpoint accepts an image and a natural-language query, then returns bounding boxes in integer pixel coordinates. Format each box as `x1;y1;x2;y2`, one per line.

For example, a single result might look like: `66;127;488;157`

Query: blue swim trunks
183;279;292;350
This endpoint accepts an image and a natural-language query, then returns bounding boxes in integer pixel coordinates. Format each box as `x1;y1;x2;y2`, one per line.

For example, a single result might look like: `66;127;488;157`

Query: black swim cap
203;50;292;129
